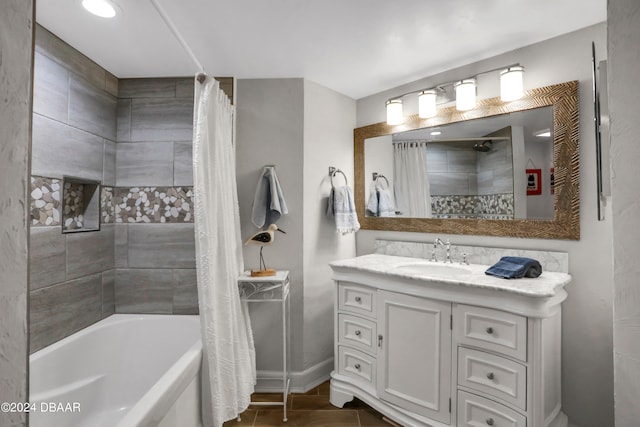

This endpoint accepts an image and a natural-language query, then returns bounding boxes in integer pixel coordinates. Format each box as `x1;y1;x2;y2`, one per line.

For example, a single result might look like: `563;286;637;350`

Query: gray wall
355;23;613;427
114;78;198;316
29;26;117;353
0;1;33;426
608;0;640;425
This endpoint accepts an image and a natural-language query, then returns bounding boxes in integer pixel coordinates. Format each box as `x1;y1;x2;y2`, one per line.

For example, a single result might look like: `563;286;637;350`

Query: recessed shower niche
62;177;101;233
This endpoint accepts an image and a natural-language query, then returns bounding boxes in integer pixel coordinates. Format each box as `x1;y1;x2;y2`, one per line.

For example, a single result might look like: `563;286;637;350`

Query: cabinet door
377;290;452;424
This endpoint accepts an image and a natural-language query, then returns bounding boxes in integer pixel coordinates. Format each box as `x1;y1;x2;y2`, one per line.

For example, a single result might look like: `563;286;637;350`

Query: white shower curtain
193;76;256;427
393;140;432;217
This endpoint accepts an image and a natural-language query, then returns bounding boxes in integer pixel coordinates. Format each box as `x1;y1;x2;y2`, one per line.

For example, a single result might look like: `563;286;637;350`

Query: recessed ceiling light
534;129;551;138
430;131;442;136
82;0;117;18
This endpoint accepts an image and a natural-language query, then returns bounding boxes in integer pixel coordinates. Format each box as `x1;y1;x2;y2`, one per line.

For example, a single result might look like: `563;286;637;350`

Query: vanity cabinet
330;254;570;427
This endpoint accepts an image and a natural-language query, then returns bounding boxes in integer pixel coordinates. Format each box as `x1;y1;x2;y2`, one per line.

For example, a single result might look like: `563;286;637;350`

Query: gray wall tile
30;273;103;352
117;99;132;142
103;140;116;186
29;226;66;291
119;78;176;98
69;75;117;140
32;114;104;181
116;142;174;186
130;98;193;142
35;25;107;91
105;72;118;97
102;269;115;317
66;225;115;279
173;269;198;314
174;141;193;186
175;78;195;99
115;269;173;314
33;51;69;123
115;224;128;268
127;223;195;268
428;172;474;196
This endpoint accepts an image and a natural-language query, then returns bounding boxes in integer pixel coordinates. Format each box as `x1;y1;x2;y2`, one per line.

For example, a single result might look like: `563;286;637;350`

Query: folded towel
329;186;360;235
485;256;542;279
251;166;288;228
376;188;396;217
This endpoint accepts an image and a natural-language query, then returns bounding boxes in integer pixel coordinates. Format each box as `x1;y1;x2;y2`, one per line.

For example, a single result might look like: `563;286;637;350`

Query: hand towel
251;166;288;228
331;186;360;235
376;188;396;217
366;185;379;216
485;256;543;279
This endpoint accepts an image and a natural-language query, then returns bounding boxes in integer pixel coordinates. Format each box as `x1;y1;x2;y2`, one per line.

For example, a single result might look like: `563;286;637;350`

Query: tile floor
223;381;395;427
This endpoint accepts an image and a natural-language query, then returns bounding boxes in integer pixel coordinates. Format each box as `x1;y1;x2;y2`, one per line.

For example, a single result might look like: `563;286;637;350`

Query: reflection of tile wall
30;177;194;227
431;193;514;219
30;176;61;226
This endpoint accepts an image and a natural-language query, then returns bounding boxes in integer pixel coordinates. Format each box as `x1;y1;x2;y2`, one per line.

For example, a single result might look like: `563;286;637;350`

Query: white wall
0;1;32;426
302;80;356;372
236;78;356;389
355;23;613;427
608;1;640;425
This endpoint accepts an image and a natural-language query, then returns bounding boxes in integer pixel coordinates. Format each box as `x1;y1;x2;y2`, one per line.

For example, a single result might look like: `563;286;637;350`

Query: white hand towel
251;166;288;228
366;184;379;216
332;186;360;235
376;188;396;217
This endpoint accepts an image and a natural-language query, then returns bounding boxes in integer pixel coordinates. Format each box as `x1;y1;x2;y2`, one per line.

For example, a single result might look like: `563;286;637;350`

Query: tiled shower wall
114;78;198;315
28;26;226;352
30;26;117;352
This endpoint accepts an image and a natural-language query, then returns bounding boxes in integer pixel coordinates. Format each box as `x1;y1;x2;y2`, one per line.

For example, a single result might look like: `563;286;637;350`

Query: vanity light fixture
384;64;525;125
500;66;525;102
82;0;117;18
454;79;477;111
386;99;404;125
418;90;438;119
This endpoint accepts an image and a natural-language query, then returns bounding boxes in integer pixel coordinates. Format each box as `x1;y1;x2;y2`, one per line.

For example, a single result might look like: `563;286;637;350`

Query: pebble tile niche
31;177;194;227
431;193;514;220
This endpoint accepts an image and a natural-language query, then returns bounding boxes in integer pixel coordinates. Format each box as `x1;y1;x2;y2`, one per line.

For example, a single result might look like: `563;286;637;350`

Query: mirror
355;81;579;240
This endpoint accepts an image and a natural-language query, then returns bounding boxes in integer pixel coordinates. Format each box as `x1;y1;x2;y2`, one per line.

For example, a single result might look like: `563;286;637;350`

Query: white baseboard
254;357;333;393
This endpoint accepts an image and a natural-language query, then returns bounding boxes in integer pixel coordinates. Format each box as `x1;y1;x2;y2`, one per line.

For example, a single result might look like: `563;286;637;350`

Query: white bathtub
29;314;202;427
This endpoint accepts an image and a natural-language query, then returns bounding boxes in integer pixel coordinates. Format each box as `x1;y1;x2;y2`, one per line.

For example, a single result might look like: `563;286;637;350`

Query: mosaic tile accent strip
102;186;114;224
63;181;85;230
30;176;61;226
431;193;514;220
113;186;194;224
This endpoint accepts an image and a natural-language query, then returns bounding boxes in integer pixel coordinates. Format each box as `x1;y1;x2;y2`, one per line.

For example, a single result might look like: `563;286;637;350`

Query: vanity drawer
454;304;527;362
458;390;526;427
458;347;527;410
338;282;376;318
338;346;376;386
338;314;377;354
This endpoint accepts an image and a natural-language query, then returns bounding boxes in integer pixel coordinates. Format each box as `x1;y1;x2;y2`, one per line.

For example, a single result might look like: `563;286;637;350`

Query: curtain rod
149;0;206;81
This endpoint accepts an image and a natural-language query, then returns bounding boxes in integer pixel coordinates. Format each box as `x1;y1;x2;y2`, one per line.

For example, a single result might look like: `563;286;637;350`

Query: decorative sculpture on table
244;223;286;277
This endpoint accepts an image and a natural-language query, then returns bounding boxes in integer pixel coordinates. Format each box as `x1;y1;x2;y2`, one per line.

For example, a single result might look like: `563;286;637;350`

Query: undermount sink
391;262;472;276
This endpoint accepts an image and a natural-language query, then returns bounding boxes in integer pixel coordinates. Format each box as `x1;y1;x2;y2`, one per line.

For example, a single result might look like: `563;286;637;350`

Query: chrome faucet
444;239;452;263
431;238;444;262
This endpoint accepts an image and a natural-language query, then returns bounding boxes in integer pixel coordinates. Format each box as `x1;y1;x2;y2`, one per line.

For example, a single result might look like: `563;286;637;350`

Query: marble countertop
330;254;571;298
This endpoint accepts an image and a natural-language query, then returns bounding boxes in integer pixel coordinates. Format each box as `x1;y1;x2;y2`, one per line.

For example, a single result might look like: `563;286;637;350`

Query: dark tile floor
223;381;396;427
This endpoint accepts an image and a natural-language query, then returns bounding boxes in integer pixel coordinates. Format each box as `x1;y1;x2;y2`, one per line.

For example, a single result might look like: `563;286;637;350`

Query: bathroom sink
391;262;472;277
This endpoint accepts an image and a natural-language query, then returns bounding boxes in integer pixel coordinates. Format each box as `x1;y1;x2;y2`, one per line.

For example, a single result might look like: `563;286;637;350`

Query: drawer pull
486;327;494;334
486;418;495;426
355;330;361;337
354;363;361;370
486;372;495;380
355;296;362;303
378;334;383;348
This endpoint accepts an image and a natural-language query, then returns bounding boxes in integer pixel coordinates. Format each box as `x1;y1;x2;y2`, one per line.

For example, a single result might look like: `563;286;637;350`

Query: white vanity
329;253;571;427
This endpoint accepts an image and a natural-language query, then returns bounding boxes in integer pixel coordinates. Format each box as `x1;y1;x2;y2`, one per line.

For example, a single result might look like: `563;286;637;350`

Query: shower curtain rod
149;0;207;82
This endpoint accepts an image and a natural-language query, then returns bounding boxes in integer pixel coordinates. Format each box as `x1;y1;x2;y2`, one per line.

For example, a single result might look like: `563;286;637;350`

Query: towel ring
330;169;348;188
373;173;390;188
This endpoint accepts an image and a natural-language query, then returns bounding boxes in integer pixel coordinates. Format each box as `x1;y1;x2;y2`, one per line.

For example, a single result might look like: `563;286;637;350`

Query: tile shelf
61;177;101;234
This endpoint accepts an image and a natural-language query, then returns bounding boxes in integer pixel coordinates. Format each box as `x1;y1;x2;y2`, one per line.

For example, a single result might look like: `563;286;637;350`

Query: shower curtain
393;140;432;217
193;76;256;427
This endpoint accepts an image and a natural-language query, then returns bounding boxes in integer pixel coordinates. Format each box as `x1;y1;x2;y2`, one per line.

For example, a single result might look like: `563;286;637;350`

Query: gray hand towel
251;166;288;228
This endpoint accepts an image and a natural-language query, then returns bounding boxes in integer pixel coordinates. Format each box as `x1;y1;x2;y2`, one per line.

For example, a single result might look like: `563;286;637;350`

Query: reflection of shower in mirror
472;140;493;152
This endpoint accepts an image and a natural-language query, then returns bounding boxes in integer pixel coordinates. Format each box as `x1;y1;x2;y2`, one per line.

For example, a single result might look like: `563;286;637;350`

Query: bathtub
29;314;202;427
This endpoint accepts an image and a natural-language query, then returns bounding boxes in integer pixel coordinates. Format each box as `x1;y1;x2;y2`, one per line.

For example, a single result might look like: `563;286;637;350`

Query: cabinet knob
486;418;495;426
355;330;361;337
486;327;494;334
354;363;361;370
486;372;495;380
355;296;362;303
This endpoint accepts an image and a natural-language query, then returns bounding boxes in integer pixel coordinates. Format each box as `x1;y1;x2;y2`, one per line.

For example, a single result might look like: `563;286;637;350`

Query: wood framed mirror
354;80;579;240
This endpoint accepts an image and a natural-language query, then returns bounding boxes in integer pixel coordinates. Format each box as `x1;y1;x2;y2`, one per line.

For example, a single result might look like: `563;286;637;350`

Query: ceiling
35;0;606;99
